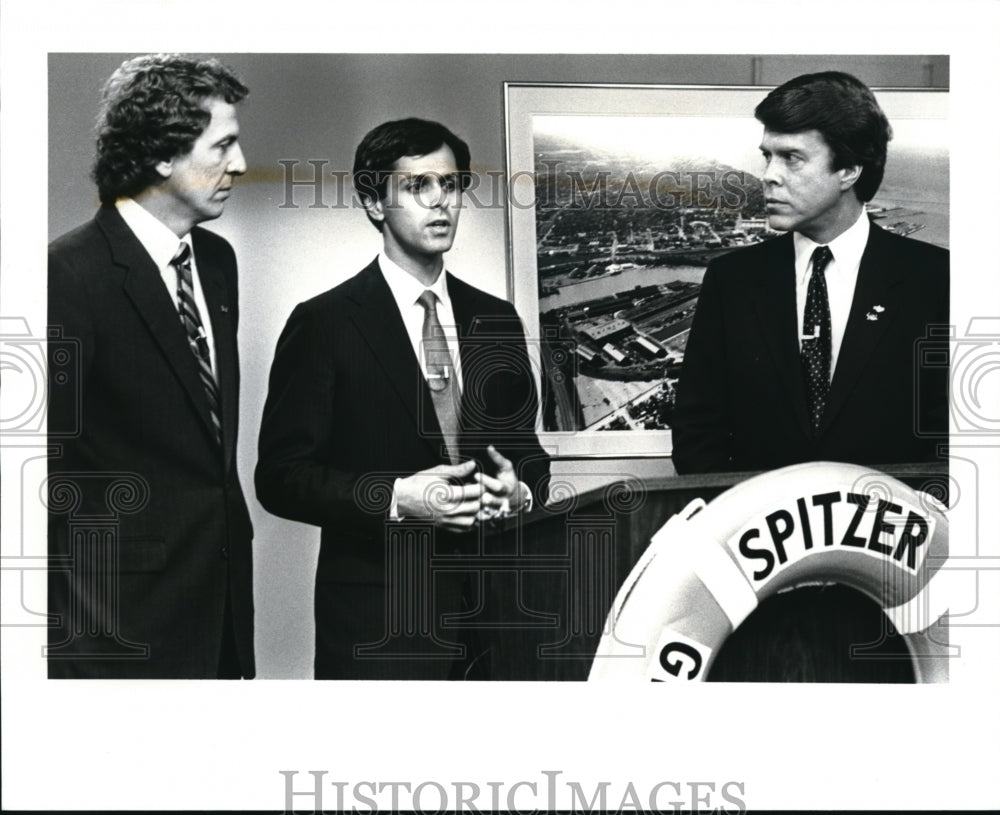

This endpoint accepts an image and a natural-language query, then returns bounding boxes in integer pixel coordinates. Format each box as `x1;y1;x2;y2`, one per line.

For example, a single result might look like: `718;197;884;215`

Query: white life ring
589;462;950;683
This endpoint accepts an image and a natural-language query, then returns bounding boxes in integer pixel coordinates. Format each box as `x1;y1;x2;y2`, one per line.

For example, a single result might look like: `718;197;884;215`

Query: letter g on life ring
588;462;950;683
658;640;703;680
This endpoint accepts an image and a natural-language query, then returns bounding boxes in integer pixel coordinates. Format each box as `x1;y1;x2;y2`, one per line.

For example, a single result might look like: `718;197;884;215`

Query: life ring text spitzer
588;462;950;683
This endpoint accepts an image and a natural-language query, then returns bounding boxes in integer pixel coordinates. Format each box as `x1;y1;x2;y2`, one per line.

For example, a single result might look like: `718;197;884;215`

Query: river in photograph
539;263;706;313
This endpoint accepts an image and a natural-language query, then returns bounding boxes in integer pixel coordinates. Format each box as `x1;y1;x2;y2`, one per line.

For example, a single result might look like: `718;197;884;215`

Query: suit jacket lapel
822;225;906;432
345;260;444;461
98;207;221;447
749;234;812;438
447;271;478;391
448;273;482;460
193;230;237;465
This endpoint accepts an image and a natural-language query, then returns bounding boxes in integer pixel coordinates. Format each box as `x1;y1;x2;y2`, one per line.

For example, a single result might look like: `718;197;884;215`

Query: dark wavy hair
92;54;248;204
352;117;472;231
754;71;892;203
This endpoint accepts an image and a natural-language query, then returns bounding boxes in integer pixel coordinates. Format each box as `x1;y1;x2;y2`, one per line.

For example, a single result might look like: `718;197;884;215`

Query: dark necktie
171;243;222;443
801;245;833;435
417;289;461;464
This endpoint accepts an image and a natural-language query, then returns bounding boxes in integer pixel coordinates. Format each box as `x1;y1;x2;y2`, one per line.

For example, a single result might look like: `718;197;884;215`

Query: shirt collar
116;198;193;269
378;251;450;310
793;209;870;283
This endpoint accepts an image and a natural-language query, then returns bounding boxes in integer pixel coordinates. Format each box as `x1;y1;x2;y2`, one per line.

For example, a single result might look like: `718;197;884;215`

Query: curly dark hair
352;118;472;231
92;54;248;204
754;71;892;203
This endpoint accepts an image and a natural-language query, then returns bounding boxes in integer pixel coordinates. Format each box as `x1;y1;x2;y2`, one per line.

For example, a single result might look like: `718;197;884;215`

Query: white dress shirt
793;210;870;379
378;252;463;390
378;254;531;517
116;198;218;374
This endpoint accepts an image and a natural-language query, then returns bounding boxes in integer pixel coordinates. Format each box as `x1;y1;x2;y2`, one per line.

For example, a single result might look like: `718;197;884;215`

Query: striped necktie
171;242;222;443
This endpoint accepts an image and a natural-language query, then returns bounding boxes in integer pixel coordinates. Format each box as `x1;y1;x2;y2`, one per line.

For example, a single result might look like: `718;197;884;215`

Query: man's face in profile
159;97;247;227
759;128;853;242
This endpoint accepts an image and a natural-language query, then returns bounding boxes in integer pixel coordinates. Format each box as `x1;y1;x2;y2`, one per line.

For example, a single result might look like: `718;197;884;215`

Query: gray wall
49;53;948;677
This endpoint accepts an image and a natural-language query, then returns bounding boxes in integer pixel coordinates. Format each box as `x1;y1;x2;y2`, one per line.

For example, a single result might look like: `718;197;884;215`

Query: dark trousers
313;572;485;680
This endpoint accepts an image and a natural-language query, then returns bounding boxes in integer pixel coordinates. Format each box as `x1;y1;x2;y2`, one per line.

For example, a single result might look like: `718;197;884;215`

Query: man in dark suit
671;71;949;474
256;118;549;679
47;54;255;678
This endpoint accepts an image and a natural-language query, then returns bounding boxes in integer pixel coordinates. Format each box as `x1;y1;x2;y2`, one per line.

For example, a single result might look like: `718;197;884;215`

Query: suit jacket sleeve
48;241;96;448
916;248;950;443
255;299;376;529
670;260;733;474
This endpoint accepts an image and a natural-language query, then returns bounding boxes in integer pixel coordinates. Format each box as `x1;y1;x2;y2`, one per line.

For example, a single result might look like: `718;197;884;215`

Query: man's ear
154;158;174;180
361;194;385;226
838;163;863;192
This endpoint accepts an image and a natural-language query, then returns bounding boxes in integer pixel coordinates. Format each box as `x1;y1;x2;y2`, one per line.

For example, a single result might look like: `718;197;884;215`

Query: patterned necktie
171;243;222;443
417;289;461;464
801;245;833;435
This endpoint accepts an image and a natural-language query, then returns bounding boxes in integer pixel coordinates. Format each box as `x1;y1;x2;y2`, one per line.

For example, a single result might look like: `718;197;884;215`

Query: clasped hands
394;445;528;532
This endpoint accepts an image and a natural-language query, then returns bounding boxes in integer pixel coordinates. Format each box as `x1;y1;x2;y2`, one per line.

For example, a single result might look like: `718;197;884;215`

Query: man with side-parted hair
671;71;949;474
256;117;549;680
48;54;255;678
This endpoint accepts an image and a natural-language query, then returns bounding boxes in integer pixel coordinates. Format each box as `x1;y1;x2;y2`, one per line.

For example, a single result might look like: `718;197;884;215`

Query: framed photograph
504;82;949;458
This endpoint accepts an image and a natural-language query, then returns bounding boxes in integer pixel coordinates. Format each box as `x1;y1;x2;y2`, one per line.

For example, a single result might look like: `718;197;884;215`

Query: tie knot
417;289;438;313
812;245;833;275
171;242;192;269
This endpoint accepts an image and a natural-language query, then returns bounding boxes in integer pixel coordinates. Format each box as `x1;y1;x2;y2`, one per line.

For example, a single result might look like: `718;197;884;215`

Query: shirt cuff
518;482;534;513
497;482;533;517
389;478;402;519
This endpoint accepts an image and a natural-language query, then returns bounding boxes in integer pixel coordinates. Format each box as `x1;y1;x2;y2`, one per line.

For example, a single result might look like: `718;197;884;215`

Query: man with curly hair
48;54;255;678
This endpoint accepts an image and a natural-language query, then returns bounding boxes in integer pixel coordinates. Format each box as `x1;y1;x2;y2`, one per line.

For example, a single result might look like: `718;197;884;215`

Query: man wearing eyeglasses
256;118;549;679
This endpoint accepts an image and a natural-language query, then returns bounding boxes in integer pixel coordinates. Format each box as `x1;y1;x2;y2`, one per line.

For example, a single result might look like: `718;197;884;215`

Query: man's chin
197;205;225;223
424;237;456;254
765;215;793;234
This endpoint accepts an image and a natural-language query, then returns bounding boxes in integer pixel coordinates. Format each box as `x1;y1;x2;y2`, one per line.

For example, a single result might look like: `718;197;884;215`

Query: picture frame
504;82;949;459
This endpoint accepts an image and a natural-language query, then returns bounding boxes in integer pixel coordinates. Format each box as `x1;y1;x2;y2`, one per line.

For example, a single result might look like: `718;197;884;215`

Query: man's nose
228;144;247;176
762;159;781;186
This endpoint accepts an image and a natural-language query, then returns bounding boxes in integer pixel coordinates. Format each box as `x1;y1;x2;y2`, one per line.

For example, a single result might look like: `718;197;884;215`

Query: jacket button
221;546;229;559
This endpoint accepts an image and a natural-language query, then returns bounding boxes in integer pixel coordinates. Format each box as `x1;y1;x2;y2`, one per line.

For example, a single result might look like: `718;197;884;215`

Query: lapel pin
866;312;878;321
220;304;229;313
873;304;885;313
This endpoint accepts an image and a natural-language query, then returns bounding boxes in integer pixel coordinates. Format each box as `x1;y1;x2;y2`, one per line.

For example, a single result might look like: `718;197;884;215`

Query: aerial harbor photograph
531;111;949;434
